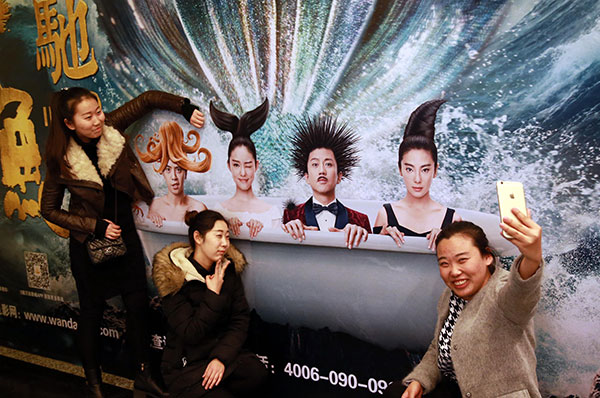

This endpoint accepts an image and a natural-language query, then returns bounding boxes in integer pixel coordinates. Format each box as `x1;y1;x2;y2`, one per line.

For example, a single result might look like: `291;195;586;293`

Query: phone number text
283;362;390;394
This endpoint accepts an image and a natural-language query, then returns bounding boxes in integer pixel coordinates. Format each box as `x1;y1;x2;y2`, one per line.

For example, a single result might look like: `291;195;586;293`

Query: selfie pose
283;115;371;249
152;210;268;397
41;88;204;398
373;100;460;249
210;99;281;238
384;209;543;398
136;120;212;226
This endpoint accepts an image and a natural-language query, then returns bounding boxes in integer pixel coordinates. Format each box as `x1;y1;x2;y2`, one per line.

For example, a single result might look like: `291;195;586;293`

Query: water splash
87;0;600;395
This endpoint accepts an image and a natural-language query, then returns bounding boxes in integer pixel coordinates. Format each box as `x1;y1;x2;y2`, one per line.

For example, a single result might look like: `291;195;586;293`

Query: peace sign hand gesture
206;258;230;295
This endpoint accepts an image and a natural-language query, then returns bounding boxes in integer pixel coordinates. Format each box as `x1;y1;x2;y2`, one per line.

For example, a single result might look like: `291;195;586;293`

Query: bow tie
312;202;339;215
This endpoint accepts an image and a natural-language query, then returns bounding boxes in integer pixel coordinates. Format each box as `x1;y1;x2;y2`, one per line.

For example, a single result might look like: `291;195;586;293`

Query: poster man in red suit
282;116;371;249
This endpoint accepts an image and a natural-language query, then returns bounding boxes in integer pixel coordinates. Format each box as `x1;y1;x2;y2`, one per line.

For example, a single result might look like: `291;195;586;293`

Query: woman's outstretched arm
500;208;543;280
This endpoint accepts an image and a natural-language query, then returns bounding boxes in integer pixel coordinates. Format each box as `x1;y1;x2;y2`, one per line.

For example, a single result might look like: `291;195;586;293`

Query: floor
0;346;131;398
0;345;594;398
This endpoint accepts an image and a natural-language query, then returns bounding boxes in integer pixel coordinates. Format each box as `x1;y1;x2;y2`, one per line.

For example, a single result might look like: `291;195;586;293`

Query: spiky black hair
290;115;360;179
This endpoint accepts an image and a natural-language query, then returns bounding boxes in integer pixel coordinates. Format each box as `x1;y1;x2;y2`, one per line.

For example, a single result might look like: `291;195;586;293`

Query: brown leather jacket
41;91;188;243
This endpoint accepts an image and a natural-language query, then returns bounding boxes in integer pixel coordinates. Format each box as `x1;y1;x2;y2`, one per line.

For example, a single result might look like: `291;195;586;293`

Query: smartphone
496;181;527;239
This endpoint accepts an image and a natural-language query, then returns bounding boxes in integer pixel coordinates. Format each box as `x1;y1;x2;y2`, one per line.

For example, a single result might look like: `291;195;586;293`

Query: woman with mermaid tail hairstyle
210;98;281;238
373;99;460;250
136;120;212;226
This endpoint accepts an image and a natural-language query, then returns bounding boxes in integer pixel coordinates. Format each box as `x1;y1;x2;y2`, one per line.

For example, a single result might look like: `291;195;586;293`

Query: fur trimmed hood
152;242;247;298
64;125;126;185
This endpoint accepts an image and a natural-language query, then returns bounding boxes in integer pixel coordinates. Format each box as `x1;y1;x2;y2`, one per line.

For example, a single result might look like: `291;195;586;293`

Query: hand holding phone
496;181;527;239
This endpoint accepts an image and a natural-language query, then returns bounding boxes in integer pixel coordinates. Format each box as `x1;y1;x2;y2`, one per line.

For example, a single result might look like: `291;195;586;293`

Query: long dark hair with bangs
44;87;99;177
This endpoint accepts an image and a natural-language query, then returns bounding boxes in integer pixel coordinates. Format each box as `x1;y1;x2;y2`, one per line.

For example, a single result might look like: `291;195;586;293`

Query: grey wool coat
403;256;543;398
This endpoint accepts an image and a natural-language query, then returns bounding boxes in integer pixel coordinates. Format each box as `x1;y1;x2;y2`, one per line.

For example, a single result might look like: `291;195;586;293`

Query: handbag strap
113;185;118;223
101;184;118;236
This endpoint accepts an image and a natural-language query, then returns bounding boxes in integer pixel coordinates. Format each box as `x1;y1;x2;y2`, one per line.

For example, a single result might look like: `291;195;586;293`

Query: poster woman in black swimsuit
373;100;460;250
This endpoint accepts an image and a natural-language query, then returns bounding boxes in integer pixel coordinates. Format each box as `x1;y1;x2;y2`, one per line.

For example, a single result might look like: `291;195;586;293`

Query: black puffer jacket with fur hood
152;242;251;394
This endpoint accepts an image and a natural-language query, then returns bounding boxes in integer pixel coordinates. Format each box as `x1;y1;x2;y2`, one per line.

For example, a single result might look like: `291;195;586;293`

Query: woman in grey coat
384;208;543;398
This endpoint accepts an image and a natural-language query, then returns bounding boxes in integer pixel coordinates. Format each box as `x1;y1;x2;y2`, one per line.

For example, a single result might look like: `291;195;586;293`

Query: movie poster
0;1;599;396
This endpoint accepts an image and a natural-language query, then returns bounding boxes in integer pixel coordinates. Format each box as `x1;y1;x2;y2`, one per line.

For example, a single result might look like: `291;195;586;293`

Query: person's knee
228;355;269;393
253;358;269;388
243;356;269;389
382;380;406;398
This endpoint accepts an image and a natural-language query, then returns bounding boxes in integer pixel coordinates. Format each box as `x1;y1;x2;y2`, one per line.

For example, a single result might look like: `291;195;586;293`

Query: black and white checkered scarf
437;293;467;380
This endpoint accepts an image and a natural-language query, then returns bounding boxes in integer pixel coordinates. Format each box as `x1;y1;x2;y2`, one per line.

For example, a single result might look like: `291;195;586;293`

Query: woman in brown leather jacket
41;87;204;398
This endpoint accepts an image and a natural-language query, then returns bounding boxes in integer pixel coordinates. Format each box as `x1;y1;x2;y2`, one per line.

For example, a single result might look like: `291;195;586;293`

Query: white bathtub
136;196;516;351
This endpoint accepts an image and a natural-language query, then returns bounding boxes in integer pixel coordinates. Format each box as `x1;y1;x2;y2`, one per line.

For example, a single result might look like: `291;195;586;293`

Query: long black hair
45;87;99;177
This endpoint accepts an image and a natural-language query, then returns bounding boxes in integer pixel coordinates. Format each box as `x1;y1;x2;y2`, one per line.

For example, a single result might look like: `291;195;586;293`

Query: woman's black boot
83;367;104;398
133;362;170;398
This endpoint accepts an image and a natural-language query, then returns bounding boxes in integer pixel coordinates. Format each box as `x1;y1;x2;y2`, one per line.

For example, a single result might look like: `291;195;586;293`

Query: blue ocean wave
79;1;600;395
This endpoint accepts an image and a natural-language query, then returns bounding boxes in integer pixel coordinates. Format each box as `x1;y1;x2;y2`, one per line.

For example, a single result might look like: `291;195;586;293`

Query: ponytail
185;210;227;249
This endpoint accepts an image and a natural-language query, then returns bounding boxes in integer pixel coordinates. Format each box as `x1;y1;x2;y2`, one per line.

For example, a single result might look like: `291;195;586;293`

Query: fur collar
64;125;125;184
152;242;247;297
170;245;206;283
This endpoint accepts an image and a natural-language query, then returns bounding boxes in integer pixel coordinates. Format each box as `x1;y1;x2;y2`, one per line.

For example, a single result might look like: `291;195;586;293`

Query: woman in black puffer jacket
152;210;267;398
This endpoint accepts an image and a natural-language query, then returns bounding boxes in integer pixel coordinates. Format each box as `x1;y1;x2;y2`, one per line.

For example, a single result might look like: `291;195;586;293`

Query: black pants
383;378;461;398
171;354;269;398
70;232;149;371
76;286;149;370
203;356;268;398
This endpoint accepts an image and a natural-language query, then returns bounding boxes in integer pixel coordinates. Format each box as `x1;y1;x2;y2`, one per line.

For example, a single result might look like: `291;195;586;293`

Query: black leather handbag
86;187;127;265
86;235;127;265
